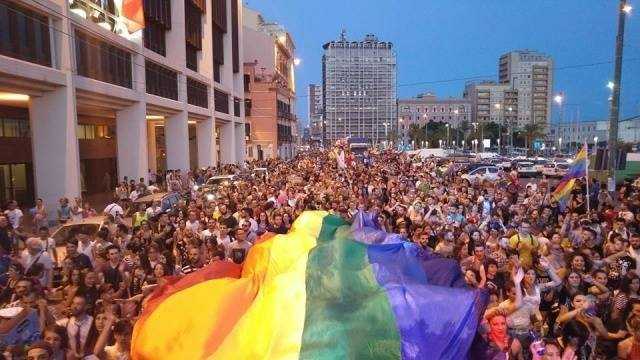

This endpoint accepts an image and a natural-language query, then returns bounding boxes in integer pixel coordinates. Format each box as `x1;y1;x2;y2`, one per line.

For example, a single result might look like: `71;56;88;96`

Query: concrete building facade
397;92;471;140
499;50;554;128
0;0;246;208
464;81;518;125
322;32;396;143
308;84;323;142
243;7;297;160
549;120;609;150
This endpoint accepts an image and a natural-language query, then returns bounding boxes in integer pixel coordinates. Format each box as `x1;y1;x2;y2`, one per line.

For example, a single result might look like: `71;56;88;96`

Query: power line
295;57;640;99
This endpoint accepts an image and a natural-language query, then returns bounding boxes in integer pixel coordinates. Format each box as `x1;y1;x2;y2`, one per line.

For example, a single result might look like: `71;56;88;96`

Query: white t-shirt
20;250;53;285
146;206;161;218
40;237;57;263
185;220;201;233
77;241;95;265
4;209;23;229
104;203;124;218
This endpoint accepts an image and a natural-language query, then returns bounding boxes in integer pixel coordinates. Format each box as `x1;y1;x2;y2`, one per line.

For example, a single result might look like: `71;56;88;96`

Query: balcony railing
187;77;208;108
75;30;132;88
214;89;229;113
145;60;178;100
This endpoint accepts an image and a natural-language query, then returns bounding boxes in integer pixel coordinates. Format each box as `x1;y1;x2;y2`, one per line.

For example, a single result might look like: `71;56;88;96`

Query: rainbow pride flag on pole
552;143;588;205
132;212;487;360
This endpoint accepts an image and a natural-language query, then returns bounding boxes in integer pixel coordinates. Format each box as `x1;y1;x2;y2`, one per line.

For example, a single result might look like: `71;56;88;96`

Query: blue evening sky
246;0;640;127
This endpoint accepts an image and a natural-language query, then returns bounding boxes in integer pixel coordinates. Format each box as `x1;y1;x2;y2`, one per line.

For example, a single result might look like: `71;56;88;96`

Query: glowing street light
623;4;633;13
607;81;615;90
554;94;564;105
294;58;301;66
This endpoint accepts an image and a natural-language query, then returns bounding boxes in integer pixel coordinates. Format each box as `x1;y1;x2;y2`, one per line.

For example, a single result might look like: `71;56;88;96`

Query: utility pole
608;0;629;184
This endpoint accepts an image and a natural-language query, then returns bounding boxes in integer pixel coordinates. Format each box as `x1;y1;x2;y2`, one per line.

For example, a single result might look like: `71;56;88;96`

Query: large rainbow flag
132;212;487;359
552;144;588;205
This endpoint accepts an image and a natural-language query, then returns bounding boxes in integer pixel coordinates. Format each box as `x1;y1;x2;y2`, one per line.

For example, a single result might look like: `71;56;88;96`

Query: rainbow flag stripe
553;144;588;203
131;212;486;360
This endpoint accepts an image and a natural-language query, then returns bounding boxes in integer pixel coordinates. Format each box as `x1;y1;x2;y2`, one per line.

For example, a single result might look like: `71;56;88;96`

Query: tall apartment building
0;0;246;208
464;81;518;125
308;84;323;142
322;33;396;143
397;92;471;139
243;7;297;160
499;50;553;127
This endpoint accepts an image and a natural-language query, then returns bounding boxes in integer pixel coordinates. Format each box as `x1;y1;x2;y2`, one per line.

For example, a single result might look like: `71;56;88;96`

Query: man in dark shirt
268;214;288;234
0;215;11;254
103;245;127;295
65;237;92;271
219;204;238;230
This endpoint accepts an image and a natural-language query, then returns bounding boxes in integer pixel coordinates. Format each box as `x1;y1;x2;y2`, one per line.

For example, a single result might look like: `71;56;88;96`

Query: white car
542;163;569;178
516;161;539;177
461;166;500;182
531;158;550;173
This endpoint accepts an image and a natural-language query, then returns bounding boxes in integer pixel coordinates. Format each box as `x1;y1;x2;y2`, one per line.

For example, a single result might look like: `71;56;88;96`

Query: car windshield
52;224;100;244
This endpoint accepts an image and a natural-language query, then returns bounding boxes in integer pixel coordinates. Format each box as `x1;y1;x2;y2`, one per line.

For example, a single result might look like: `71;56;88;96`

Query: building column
196;117;216;168
147;121;157;173
235;122;245;165
165;111;190;171
30;86;81;213
116;102;148;182
219;121;236;164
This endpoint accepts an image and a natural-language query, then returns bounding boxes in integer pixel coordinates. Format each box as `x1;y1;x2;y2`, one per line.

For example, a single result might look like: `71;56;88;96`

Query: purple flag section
352;211;489;359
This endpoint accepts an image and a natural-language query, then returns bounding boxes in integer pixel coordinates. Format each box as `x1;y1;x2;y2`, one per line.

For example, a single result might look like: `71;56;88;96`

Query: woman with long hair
42;325;70;360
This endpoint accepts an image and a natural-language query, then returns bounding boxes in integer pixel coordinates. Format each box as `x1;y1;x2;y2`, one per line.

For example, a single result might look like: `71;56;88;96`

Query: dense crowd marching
1;147;640;359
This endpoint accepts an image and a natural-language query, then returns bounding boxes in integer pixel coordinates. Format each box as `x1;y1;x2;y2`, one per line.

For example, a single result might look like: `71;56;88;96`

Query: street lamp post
559;137;563;152
445;123;450;148
608;0;631;183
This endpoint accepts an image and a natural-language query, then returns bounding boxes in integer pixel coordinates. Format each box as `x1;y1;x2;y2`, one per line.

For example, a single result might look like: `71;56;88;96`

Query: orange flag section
121;0;144;33
131;213;327;360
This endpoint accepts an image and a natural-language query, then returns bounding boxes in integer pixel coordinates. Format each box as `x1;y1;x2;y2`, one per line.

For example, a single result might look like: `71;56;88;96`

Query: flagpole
585;142;591;213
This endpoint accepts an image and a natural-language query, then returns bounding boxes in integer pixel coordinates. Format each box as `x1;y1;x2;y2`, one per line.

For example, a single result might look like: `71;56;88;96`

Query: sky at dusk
245;0;640;127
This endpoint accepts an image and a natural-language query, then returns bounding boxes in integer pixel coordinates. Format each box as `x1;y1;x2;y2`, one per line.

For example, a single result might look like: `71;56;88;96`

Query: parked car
531;157;550;173
542;163;569;178
516;161;539;177
51;216;104;246
461;166;500;182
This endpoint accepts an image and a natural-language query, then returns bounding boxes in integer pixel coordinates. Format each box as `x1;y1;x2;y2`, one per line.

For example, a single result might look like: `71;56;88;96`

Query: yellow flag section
131;211;327;360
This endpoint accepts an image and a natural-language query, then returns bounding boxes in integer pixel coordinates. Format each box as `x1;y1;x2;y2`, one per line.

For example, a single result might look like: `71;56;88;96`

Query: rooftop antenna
340;28;346;41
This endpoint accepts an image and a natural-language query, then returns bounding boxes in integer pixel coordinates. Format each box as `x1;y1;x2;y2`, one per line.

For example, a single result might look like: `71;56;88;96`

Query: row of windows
0;1;51;67
77;124;110;139
0;118;30;138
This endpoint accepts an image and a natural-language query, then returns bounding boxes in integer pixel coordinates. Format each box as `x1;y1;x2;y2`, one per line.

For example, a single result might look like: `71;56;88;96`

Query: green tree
522;122;547;151
408;123;426;146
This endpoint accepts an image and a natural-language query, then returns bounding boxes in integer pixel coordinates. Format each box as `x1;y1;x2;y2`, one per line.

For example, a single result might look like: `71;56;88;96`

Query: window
187;77;208;108
76;124;108;140
244;74;251;92
75;31;132;88
244;99;252;116
234;97;241;116
231;0;239;73
185;0;203;71
143;0;171;56
0;118;30;138
214;89;229;113
145;60;178;100
0;1;51;66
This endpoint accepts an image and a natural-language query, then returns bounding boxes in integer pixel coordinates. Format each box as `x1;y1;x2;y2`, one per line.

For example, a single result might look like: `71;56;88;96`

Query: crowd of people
1;147;640;359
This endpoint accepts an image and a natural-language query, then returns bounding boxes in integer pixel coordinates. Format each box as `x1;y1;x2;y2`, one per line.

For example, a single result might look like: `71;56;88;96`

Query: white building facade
499;50;554;128
0;0;246;209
